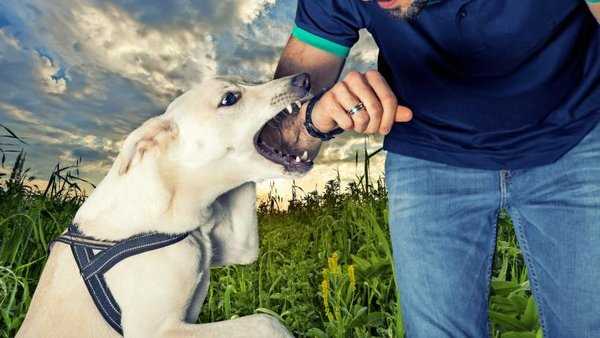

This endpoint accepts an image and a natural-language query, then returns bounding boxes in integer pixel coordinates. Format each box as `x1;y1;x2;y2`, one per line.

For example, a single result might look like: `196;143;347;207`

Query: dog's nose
291;73;311;90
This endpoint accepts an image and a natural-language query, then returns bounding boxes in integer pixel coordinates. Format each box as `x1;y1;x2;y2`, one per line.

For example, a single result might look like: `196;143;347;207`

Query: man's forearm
274;37;345;94
271;36;346;142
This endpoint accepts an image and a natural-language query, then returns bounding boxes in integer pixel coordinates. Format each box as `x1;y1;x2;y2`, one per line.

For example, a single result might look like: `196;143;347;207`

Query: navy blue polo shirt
293;0;600;170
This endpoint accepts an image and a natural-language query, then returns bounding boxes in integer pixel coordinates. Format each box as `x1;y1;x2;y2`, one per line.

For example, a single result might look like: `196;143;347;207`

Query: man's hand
309;70;413;135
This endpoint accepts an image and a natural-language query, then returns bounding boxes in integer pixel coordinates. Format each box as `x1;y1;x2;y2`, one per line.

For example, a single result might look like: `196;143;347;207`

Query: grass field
0;147;543;338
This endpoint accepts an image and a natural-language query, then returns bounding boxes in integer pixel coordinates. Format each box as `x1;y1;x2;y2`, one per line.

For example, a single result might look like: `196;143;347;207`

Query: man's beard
389;0;429;20
368;0;429;20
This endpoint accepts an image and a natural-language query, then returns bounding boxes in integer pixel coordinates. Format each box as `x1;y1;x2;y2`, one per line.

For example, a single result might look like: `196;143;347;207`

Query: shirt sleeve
293;0;365;58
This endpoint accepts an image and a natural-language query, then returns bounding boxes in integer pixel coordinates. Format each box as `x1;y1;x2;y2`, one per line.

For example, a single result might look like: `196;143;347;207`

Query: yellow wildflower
348;264;356;290
322;268;329;281
321;278;330;310
328;252;340;275
321;277;333;320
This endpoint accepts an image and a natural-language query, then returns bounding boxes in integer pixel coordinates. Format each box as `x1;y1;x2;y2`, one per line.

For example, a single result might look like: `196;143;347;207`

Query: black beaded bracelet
304;91;344;141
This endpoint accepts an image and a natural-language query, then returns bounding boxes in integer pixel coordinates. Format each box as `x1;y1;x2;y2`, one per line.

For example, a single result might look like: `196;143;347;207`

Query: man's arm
587;1;600;22
274;36;345;93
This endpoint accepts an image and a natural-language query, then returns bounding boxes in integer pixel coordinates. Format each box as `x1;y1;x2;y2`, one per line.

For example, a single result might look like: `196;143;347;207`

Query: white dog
16;74;321;338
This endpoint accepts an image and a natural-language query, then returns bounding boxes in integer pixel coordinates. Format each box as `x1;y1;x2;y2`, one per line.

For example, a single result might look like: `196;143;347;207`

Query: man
274;0;600;337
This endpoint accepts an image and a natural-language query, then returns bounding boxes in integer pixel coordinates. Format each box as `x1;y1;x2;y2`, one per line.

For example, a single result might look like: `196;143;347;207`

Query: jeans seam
508;206;548;337
499;170;511;209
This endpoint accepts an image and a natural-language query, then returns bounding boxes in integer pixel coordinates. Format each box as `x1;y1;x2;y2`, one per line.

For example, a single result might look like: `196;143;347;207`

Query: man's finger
322;96;354;131
364;70;398;135
332;82;361;115
343;72;382;134
352;110;370;133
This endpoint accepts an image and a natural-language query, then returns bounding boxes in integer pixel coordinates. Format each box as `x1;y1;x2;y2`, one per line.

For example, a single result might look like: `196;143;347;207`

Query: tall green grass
0;142;542;337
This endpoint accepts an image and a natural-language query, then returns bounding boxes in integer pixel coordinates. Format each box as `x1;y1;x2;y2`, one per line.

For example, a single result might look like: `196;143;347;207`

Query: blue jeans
385;121;600;338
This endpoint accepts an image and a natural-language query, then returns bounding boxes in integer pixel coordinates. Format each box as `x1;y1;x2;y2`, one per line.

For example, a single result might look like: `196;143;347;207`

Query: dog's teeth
301;151;308;161
286;105;293;114
295;156;301;163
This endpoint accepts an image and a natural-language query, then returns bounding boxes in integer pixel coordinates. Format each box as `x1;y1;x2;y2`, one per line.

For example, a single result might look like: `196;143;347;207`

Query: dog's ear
118;117;178;175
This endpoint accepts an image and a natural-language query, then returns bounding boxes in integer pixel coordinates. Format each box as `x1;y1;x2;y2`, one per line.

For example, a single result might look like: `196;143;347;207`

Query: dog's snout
291;73;311;90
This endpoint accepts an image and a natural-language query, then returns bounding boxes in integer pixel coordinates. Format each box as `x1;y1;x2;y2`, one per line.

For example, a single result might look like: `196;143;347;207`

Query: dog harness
50;225;189;335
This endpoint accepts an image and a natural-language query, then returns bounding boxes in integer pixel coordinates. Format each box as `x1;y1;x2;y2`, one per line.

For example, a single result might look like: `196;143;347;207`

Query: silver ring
347;102;366;116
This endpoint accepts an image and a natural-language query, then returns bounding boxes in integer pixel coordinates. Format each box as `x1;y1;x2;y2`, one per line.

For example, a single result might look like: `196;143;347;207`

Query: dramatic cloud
0;0;381;200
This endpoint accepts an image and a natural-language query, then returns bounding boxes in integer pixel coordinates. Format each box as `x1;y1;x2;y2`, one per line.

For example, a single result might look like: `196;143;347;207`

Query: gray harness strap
50;225;189;335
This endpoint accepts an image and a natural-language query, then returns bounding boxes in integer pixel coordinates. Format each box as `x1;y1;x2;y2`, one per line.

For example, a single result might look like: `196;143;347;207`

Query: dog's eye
218;92;241;107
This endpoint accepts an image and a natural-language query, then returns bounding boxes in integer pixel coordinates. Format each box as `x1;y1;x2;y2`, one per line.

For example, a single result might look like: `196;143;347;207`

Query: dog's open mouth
254;97;320;174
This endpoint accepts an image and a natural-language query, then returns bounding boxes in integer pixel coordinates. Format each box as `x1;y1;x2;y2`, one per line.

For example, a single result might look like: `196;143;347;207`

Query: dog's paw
252;314;295;338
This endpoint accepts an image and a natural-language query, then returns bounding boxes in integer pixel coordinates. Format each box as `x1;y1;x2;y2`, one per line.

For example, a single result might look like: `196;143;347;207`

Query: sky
0;0;385;203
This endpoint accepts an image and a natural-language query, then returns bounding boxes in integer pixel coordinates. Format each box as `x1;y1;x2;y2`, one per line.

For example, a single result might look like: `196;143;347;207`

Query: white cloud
35;54;67;94
0;102;42;125
320;133;383;163
20;0;283;101
55;1;216;99
237;0;277;23
0;28;21;51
